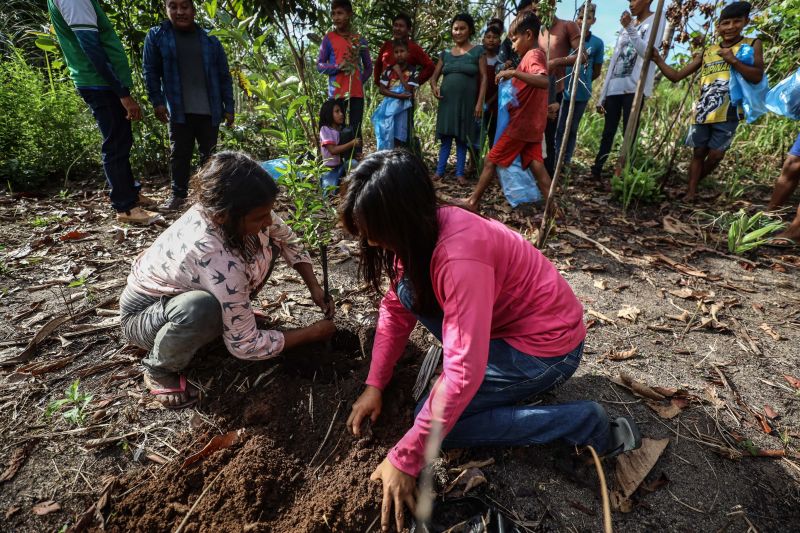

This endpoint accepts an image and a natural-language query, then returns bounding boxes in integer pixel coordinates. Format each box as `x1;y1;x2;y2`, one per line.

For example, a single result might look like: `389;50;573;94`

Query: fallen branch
174;469;223;533
565;227;648;267
308;401;343;466
82;423;160;449
0;296;116;367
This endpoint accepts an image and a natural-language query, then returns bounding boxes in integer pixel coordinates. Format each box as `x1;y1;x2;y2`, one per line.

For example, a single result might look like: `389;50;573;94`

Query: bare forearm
732;61;763;84
513;71;549;89
295;262;321;293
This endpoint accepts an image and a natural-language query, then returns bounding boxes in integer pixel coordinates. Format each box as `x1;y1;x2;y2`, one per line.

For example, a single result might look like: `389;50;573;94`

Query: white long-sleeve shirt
599;12;666;101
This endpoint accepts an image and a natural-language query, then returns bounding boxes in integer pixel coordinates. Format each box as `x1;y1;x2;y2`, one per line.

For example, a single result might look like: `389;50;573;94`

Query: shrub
0;50;99;189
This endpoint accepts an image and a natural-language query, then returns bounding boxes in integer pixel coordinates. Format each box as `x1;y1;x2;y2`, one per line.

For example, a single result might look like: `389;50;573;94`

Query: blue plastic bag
729;43;769;123
493;79;543;207
372;85;413;150
765;68;800;120
260;158;289;180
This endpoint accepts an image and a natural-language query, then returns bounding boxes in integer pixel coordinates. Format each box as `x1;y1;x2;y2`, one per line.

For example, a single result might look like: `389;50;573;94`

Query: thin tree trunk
613;0;667;177
536;3;592;248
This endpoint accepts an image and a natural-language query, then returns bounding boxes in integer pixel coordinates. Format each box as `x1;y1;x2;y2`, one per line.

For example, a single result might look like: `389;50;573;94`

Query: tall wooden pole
613;0;667;177
536;2;592;248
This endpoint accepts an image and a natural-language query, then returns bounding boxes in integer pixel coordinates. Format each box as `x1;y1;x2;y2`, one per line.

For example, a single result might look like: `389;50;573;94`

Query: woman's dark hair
451;13;476;37
192;151;279;262
340;150;440;315
393;12;413;29
319;99;340;129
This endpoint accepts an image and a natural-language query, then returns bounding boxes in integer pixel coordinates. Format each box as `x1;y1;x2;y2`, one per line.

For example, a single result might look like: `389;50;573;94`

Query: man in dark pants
48;0;159;225
143;0;235;211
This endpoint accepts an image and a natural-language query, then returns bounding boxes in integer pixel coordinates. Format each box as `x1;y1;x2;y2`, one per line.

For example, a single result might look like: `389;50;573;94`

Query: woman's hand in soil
310;285;336;319
370;458;416;532
347;385;382;436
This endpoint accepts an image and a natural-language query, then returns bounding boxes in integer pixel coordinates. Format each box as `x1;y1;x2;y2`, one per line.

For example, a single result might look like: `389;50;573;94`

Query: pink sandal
149;375;198;409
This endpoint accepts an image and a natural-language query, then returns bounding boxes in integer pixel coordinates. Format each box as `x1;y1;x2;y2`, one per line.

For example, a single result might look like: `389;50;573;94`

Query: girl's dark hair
451;13;476;37
392;38;408;49
393;12;413;28
191;151;279;262
340;150;440;315
319;99;340;129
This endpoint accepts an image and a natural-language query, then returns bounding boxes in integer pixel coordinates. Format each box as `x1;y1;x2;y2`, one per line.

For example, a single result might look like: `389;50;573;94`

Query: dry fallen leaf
614;373;666;401
615;438;670;498
588;309;615;324
609;490;634;513
617;305;641;323
764;405;779;419
666;310;691;323
645;397;689;419
445;467;487;497
32;500;61;516
784;375;800;389
607;347;638;361
662;215;698;237
758;323;782;341
181;429;246;470
5;505;21;520
0;443;33;483
704;386;725;410
593;279;608;290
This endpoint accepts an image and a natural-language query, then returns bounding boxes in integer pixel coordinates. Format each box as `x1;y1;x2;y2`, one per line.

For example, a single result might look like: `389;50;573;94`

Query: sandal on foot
147;374;198;409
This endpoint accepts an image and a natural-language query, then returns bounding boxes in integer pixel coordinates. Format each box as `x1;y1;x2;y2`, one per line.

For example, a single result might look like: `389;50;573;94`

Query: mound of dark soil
106;325;419;532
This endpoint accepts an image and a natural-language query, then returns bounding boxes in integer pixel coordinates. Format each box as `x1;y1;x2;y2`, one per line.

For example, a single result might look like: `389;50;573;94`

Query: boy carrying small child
373;39;421;149
652;1;763;202
466;11;552;210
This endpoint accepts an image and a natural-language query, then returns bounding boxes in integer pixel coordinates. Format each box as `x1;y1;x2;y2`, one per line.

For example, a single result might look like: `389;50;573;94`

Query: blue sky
554;0;635;52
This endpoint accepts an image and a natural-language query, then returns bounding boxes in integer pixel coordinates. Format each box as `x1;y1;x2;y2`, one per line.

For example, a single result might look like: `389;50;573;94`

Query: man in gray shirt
143;0;234;211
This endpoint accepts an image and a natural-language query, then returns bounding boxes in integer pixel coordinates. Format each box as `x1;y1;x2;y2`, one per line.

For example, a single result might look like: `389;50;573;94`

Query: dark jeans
544;91;563;176
592;93;635;176
169;114;219;198
77;88;139;212
554;98;589;167
396;280;611;453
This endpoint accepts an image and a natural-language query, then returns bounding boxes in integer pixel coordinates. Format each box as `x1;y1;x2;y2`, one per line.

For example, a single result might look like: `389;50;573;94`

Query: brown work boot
116;206;162;225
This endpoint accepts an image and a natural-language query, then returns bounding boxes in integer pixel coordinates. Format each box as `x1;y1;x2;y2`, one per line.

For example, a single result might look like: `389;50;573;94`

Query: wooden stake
613;0;666;178
536;2;592;248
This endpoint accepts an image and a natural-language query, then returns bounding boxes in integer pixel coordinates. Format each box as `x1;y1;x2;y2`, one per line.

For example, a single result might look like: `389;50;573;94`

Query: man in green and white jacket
48;0;159;224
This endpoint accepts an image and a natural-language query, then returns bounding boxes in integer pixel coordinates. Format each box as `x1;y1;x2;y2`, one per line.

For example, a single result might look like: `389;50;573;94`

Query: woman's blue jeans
436;135;468;178
397;280;610;453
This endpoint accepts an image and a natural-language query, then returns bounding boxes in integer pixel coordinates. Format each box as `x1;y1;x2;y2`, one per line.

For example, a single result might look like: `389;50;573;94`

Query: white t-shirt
599;12;666;101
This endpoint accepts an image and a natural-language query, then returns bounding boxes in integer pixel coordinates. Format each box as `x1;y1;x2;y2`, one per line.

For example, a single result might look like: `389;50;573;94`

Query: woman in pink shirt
342;150;641;532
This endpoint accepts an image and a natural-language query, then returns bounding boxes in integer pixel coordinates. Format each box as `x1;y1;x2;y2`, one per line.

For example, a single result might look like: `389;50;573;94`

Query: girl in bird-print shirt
120;152;335;409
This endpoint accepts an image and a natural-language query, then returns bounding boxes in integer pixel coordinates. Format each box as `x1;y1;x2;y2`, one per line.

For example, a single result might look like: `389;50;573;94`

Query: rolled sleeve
268;212;312;267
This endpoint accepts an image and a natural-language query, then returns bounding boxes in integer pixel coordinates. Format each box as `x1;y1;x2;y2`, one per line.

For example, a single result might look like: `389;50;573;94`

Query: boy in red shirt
467;11;552;210
316;0;372;150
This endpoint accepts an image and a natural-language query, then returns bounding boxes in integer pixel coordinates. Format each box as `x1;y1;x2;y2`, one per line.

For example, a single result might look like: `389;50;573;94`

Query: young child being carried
319;100;361;192
652;1;763;202
373;39;421;149
466;11;552;210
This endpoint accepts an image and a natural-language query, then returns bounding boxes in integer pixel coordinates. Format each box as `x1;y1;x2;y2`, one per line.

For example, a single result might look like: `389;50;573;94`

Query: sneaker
160;195;186;212
116;206;162;225
604;416;643;458
137;193;158;208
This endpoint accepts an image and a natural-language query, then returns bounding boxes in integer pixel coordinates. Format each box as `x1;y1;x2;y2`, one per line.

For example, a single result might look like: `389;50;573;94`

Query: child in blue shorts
652;2;764;202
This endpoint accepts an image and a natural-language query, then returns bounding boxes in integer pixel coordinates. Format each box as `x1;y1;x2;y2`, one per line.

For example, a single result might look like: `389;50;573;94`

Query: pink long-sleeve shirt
367;206;585;476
